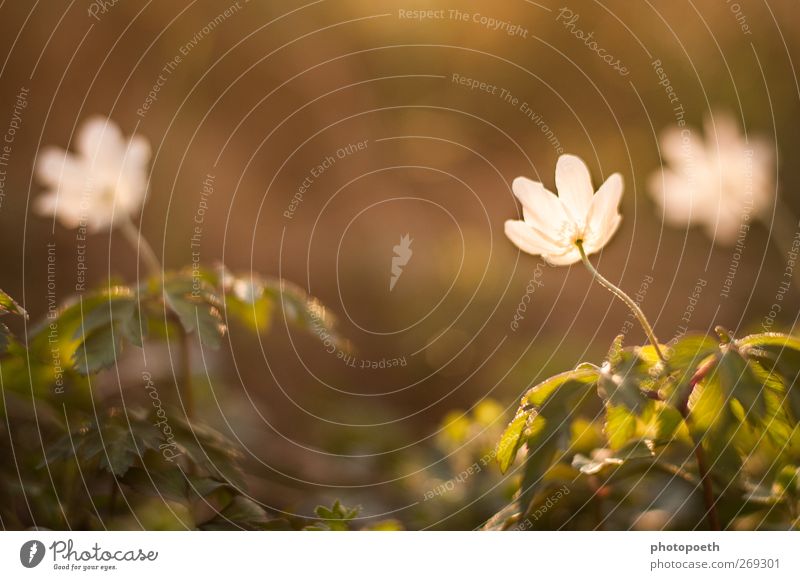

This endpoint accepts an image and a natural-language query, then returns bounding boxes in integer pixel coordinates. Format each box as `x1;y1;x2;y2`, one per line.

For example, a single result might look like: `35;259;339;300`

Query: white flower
648;112;774;245
504;154;623;265
35;116;151;232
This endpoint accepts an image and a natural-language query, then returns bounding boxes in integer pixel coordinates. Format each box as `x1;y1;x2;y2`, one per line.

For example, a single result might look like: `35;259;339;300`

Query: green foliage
492;329;800;530
163;272;226;349
304;500;361;531
0;287;27;353
0;269;349;531
214;266;350;352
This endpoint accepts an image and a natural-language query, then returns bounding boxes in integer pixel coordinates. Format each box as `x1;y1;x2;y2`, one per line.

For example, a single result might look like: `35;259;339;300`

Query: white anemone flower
504;154;623;265
35;116;151;232
648;112;774;245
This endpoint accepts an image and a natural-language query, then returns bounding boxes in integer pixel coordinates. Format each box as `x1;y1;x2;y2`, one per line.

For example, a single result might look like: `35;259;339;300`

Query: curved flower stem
576;241;666;363
119;218;195;421
119;217;162;279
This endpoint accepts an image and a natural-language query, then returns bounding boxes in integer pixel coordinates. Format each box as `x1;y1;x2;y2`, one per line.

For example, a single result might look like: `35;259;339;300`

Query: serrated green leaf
99;431;139;477
168;416;245;487
164;281;225;349
73;324;121;375
72;290;135;340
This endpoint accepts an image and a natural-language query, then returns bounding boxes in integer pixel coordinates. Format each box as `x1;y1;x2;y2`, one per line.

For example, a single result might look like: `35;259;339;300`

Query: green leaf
168;416;245;487
688;369;735;435
99;426;139;477
263;278;349;352
665;335;719;406
688;373;744;483
164;277;226;349
714;347;767;420
47;409;160;478
508;367;599;514
221;274;275;333
305;500;360;531
739;333;800;420
597;351;650;412
521;367;599;409
518;419;560;517
187;476;234;499
669;334;720;368
571;441;654;475
773;465;799;498
72;289;135;340
653;405;684;441
0;288;27;317
606;334;625;367
121;466;189;503
605;405;637;450
73;324;122;375
198;496;284;531
496;411;529;474
120;302;147;348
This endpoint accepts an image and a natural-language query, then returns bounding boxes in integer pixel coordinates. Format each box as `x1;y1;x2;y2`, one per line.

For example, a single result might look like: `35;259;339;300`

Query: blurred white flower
648;112;774;245
504;154;623;265
35;116;151;232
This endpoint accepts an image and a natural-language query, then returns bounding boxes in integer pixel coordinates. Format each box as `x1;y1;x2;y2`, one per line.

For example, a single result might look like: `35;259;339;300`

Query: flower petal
542;247;581;266
36;147;84;187
587;214;622;255
512;176;568;240
504;220;564;256
125;135;152;170
77;116;124;166
586;172;623;245
555;154;594;221
648;169;707;226
33;192;58;218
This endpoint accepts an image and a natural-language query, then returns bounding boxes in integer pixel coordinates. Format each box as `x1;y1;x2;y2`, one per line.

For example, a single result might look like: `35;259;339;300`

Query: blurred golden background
1;0;799;528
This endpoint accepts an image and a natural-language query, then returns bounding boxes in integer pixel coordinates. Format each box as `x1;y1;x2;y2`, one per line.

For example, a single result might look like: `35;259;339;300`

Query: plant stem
684;421;721;531
119;217;161;279
178;326;194;421
576;241;666;363
677;361;721;530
